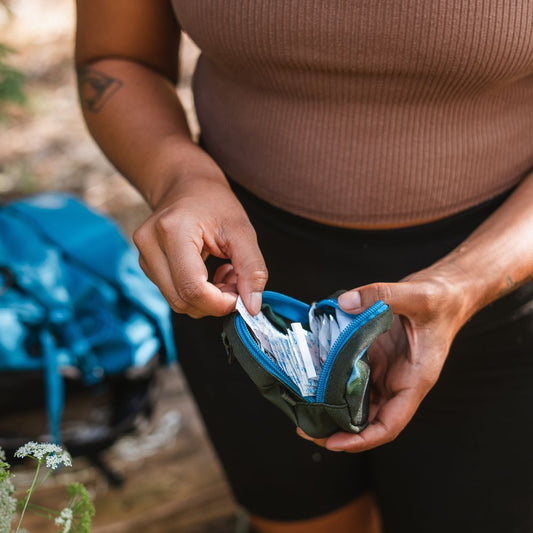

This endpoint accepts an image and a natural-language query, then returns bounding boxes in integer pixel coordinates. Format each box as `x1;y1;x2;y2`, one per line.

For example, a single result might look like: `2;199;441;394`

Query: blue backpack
0;193;175;452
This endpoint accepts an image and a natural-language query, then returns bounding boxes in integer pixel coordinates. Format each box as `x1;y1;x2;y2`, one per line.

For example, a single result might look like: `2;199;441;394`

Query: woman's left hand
297;265;473;453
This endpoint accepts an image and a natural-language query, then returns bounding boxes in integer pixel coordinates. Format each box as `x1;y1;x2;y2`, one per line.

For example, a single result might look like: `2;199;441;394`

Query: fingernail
249;291;262;315
338;291;361;310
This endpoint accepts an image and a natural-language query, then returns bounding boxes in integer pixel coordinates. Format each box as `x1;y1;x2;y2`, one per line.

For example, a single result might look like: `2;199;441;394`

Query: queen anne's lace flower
14;442;72;469
45;451;72;470
55;507;73;533
0;446;15;533
0;472;16;533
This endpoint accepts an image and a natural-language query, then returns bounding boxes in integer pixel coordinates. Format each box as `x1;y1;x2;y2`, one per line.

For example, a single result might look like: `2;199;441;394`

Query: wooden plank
13;367;238;532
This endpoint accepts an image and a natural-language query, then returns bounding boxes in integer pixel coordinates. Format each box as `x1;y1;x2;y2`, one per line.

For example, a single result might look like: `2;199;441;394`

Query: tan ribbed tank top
171;1;533;227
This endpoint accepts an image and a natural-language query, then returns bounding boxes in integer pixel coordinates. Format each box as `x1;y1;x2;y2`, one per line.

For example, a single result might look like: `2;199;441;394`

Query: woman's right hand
76;0;267;318
132;156;268;318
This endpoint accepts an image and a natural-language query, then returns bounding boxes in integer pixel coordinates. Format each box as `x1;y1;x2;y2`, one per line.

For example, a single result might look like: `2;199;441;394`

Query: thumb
338;282;416;316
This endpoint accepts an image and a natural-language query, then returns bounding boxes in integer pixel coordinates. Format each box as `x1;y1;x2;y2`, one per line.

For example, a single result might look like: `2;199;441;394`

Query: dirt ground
1;1;238;531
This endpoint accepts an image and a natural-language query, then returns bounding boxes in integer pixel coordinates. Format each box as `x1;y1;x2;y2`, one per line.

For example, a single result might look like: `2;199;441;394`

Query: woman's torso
172;0;533;227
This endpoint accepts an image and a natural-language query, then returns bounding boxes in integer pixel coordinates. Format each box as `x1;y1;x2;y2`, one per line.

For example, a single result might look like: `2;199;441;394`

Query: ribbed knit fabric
171;1;533;227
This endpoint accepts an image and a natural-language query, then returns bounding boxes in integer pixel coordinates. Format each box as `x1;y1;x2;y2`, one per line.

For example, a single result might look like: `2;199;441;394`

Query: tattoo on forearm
498;273;533;299
77;66;123;112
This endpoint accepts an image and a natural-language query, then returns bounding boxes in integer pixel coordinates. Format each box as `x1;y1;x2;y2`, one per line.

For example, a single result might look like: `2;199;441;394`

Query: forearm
429;174;533;322
76;59;229;208
327;173;533;452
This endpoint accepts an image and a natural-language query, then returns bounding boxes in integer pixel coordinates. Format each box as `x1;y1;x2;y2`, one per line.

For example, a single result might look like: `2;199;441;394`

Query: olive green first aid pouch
222;291;393;439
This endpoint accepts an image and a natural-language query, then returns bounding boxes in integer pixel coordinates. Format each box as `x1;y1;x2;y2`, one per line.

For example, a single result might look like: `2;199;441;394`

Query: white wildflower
45;450;72;470
54;507;73;533
15;442;72;469
0;446;15;533
0;476;16;533
15;441;61;460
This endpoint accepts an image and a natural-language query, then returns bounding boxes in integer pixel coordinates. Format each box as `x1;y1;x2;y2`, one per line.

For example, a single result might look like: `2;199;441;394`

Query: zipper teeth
236;300;388;404
315;298;339;309
315;301;388;402
235;317;310;401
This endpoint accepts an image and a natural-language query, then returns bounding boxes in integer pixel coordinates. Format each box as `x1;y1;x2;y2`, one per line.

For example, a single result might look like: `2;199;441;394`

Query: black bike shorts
173;182;533;533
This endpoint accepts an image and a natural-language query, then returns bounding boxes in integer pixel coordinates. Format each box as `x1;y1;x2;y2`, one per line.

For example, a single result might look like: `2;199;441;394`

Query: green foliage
0;44;25;113
0;450;16;533
0;445;94;533
64;484;95;533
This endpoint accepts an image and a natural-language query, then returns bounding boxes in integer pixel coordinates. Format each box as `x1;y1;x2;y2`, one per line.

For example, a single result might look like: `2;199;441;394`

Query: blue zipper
315;298;339;310
235;316;314;401
315;301;388;403
236;300;389;404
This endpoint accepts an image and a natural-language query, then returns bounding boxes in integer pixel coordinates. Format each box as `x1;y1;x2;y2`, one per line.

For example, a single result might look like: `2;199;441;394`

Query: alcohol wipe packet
221;291;393;439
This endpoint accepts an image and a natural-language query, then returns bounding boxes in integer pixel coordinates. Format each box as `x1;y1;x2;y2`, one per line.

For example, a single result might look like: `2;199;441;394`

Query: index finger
166;231;237;317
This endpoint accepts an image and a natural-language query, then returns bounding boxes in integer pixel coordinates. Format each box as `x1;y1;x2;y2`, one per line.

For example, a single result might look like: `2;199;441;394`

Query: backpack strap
41;328;64;444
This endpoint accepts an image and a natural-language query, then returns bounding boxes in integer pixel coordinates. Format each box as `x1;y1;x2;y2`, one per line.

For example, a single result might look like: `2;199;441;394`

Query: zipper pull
281;390;297;407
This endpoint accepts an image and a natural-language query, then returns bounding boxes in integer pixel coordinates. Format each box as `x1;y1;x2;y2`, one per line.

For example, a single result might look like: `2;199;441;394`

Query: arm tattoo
498;273;533;299
77;66;123;112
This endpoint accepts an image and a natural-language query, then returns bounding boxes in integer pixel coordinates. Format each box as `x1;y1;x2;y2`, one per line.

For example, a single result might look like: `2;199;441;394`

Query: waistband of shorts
228;176;515;244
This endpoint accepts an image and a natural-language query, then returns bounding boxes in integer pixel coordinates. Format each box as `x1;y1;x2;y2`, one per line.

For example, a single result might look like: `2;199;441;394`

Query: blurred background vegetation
0;43;26;116
0;1;235;531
